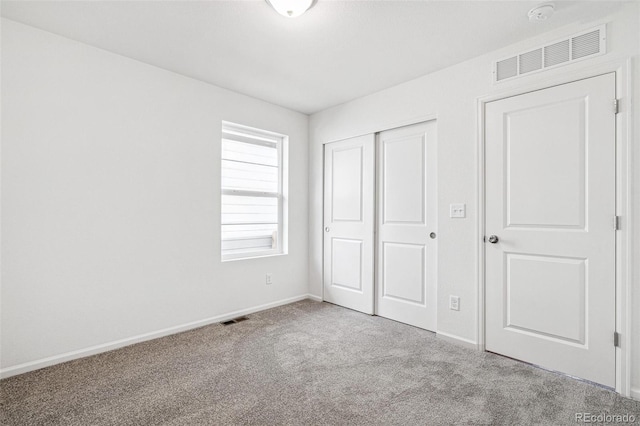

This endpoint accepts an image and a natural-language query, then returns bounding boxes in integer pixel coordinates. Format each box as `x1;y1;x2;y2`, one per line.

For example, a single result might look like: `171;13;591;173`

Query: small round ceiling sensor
528;3;555;22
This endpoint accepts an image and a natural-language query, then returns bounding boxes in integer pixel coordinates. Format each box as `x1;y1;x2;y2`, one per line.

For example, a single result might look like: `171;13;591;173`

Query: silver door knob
325;227;330;232
488;235;499;244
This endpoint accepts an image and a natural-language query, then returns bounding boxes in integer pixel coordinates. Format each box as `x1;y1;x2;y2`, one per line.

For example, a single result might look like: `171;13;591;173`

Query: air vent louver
494;25;605;82
221;316;249;326
496;56;518;81
572;29;601;59
519;48;543;74
544;39;570;67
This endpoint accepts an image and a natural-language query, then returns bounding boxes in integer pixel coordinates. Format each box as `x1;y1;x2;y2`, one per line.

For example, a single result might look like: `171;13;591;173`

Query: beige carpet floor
1;300;639;425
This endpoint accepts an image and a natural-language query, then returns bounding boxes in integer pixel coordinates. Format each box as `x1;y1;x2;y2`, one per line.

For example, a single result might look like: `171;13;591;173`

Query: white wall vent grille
496;56;518;80
519;48;543;74
572;30;601;59
494;25;606;83
544;39;570;67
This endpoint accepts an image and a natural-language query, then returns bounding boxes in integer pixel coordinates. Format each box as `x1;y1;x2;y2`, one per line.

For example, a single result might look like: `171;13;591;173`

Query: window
221;122;287;261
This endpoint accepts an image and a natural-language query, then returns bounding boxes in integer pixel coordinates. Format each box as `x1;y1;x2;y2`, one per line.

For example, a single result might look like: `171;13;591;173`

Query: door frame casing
476;58;634;397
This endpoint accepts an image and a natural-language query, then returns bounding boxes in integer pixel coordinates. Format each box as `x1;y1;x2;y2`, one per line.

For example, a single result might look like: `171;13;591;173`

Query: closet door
376;121;437;331
323;135;375;314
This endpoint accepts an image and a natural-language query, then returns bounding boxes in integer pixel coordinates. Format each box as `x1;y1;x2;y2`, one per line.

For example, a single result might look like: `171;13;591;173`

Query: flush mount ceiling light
266;0;317;18
528;3;555;22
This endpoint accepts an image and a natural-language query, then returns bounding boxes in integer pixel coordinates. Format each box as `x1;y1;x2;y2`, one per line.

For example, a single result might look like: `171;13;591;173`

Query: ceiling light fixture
266;0;317;18
528;3;555;22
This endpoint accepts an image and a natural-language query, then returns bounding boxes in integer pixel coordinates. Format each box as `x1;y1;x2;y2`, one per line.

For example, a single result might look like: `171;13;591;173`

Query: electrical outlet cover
449;296;460;311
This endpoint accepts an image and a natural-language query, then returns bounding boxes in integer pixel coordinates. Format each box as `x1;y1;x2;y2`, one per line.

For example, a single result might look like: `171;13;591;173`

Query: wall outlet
449;295;460;311
450;203;466;218
266;273;272;285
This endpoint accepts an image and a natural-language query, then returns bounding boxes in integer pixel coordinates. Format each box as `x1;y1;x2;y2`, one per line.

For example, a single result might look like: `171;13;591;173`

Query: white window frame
221;121;288;261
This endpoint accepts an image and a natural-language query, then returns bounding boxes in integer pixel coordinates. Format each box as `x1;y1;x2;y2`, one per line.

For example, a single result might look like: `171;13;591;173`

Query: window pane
222;139;278;167
221;195;278;225
221;160;278;192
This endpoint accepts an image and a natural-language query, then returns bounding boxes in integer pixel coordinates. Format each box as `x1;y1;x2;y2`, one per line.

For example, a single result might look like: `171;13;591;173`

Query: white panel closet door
485;73;616;387
376;121;437;331
323;135;375;314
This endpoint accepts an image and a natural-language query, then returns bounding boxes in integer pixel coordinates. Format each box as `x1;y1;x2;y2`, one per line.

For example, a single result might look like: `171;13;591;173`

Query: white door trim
476;57;634;397
321;114;439;148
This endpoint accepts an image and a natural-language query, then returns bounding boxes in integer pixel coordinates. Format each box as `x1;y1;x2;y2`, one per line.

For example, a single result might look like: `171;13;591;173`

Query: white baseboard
631;387;640;401
0;294;317;379
307;294;322;302
436;330;479;350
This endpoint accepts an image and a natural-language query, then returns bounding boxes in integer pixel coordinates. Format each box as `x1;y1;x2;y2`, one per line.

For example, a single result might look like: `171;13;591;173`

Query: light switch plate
450;203;466;218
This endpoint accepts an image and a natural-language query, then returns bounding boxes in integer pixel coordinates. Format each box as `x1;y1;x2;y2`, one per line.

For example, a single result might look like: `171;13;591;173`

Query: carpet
1;300;639;425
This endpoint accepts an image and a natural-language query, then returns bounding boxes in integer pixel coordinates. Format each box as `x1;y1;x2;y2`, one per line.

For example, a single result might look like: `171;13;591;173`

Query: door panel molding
504;252;587;345
381;134;426;225
330;238;364;292
381;241;427;306
331;145;364;223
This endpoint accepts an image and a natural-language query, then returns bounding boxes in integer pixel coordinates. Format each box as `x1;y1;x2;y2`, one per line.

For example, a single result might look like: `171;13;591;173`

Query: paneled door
485;73;616;387
323;135;375;314
376;121;437;331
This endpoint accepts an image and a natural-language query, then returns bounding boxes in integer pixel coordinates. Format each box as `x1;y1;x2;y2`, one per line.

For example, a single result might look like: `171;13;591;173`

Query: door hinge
613;215;620;230
614;99;619;114
614;332;620;347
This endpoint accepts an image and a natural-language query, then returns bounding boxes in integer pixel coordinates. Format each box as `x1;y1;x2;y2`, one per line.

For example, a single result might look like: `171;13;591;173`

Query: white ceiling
1;1;627;114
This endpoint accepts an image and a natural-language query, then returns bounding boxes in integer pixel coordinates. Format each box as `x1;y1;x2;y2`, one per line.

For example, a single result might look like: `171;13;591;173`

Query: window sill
221;252;287;263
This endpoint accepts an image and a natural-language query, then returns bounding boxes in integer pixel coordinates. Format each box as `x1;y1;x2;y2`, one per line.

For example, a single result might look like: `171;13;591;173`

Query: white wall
309;5;639;397
1;19;309;375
